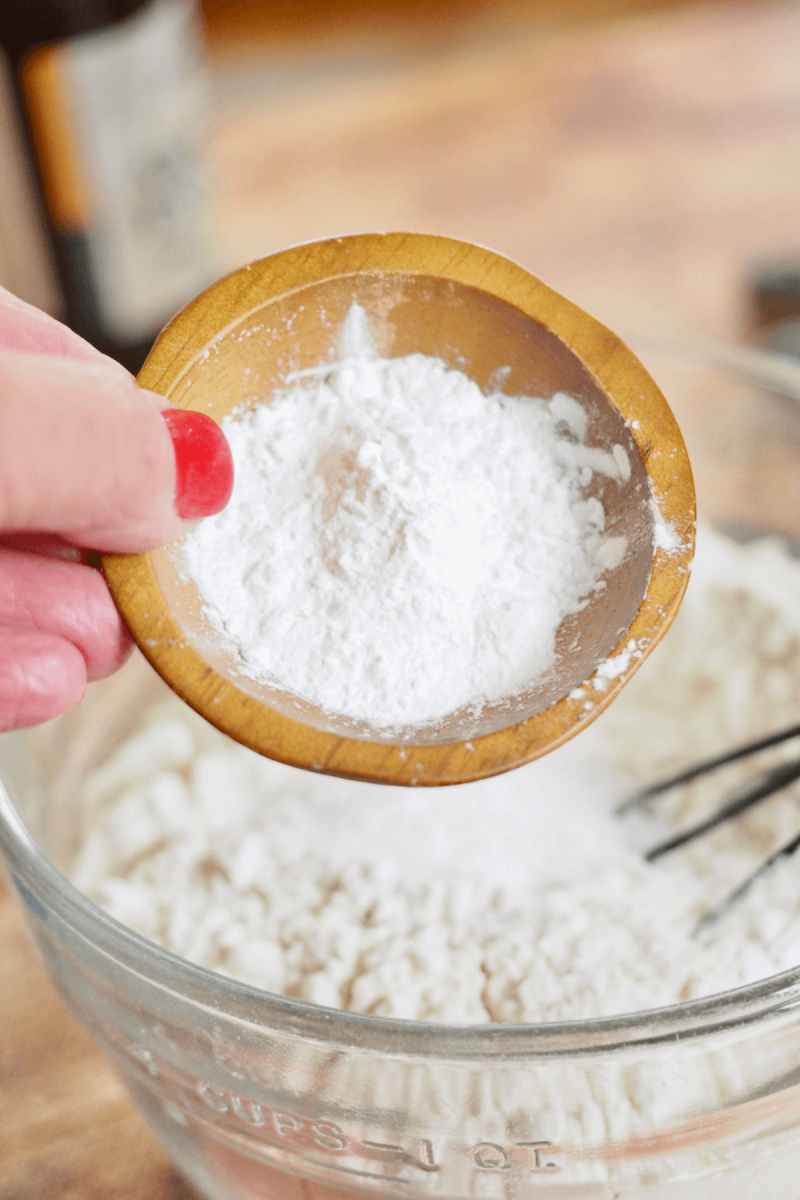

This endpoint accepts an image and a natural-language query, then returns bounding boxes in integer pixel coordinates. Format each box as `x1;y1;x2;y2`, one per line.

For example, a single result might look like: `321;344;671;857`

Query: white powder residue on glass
181;304;630;729
74;527;800;1024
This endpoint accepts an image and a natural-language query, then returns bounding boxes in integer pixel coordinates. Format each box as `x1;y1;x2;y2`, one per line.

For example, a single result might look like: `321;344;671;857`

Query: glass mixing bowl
3;338;800;1200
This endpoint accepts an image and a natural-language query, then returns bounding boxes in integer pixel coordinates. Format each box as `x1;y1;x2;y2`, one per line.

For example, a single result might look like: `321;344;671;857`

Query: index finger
0;347;232;552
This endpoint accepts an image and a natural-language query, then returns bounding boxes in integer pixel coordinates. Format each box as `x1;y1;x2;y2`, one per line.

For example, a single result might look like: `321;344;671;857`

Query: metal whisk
618;722;800;930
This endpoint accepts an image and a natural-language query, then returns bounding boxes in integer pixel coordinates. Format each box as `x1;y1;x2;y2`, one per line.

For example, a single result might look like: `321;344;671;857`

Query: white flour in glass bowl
72;526;800;1023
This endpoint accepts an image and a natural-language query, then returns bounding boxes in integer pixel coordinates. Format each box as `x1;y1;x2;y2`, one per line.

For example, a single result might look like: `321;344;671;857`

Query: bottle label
22;0;217;343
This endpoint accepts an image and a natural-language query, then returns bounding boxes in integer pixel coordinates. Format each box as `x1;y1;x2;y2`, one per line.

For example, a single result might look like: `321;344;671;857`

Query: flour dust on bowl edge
2;340;800;1199
102;233;695;785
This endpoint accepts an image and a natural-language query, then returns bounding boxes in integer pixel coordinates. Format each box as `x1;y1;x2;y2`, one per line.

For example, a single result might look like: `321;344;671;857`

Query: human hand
0;287;233;731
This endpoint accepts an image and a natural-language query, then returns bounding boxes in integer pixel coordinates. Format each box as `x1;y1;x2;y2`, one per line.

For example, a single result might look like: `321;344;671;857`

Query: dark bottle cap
1;0;146;62
749;263;800;328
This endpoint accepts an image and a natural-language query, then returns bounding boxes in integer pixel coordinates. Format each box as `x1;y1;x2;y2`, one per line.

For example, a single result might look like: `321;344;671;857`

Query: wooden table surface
4;1;800;1194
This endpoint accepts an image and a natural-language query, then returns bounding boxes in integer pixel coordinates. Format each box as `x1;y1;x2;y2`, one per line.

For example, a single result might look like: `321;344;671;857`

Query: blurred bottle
0;0;218;372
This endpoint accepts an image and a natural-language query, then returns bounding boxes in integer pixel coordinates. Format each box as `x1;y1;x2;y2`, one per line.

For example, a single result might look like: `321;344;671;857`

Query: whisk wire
618;720;800;815
645;755;800;861
696;827;800;934
618;721;800;928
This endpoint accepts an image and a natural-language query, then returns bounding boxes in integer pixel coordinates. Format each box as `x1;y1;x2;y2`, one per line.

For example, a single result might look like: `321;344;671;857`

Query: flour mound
182;305;628;729
74;528;800;1024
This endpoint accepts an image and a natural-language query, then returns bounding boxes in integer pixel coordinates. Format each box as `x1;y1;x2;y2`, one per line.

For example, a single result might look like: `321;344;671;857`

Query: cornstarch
181;304;630;729
74;527;800;1024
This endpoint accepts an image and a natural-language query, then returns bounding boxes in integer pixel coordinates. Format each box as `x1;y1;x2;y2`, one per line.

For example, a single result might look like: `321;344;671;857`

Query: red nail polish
162;409;234;520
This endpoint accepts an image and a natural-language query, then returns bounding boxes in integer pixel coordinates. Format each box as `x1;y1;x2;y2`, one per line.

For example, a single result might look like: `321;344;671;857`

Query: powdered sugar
74;527;800;1023
181;305;631;729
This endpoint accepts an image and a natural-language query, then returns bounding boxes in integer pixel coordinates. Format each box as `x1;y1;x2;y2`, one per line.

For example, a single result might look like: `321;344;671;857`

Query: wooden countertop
209;0;800;344
3;1;800;1193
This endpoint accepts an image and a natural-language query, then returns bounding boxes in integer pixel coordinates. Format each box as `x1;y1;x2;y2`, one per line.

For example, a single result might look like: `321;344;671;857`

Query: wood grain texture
200;0;743;58
0;0;794;1193
210;0;800;346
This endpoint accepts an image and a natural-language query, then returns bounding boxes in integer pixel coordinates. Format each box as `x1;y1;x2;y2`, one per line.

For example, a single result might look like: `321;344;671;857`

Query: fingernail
162;409;234;520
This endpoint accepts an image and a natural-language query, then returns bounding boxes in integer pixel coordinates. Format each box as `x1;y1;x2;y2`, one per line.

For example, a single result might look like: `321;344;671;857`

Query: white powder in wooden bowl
73;527;800;1023
181;304;631;729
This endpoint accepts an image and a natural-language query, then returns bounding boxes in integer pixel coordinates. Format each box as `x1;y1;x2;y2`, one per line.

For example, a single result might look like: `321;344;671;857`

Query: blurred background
202;0;789;349
2;0;800;1196
3;0;800;370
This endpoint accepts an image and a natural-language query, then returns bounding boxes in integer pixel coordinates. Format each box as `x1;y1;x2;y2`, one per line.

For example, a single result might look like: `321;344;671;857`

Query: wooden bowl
103;233;695;785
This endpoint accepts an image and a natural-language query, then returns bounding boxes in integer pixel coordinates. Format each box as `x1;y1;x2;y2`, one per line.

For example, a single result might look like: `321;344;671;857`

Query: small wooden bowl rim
103;233;695;786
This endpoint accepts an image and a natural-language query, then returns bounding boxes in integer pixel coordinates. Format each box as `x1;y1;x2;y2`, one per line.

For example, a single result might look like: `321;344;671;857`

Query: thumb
0;348;233;552
0;283;127;367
